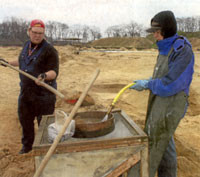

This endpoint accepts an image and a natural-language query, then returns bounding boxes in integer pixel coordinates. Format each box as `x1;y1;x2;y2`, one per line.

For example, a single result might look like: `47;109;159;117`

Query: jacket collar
157;34;178;55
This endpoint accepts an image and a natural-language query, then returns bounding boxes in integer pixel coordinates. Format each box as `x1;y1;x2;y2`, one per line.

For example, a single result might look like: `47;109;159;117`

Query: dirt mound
189;38;200;50
90;37;153;49
188;87;200;116
89;36;200;51
57;91;95;107
0;46;199;177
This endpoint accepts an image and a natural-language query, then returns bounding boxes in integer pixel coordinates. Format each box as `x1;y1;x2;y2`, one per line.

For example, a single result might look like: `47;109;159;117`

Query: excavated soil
0;45;200;177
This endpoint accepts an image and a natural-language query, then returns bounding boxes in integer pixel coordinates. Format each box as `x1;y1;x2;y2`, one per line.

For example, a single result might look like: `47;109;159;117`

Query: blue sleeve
148;44;194;97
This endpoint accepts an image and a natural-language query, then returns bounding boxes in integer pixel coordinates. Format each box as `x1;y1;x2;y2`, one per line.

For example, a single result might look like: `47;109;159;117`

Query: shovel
0;60;67;100
102;83;135;121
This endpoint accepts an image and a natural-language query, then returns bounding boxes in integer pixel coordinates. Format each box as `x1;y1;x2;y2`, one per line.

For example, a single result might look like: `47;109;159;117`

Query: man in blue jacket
130;11;194;177
0;19;59;154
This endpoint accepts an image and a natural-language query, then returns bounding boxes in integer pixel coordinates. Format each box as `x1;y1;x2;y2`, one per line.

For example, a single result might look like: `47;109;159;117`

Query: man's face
153;30;164;41
29;27;45;44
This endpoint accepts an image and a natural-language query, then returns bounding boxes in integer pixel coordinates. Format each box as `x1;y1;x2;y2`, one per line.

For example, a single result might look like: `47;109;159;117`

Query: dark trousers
158;137;177;177
18;93;55;149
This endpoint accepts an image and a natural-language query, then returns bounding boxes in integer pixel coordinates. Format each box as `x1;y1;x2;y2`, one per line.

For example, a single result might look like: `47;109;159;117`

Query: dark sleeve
44;45;59;76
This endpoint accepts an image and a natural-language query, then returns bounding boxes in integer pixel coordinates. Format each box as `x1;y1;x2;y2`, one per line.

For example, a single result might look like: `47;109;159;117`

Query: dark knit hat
146;11;177;38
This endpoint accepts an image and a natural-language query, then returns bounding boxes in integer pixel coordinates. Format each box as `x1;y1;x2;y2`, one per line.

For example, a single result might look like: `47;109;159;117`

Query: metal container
74;111;115;138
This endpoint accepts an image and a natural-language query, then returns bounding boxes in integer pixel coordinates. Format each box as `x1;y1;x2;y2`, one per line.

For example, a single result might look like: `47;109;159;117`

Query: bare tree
126;21;144;37
0;17;29;45
70;24;84;38
89;26;101;40
57;22;69;39
197;16;200;31
105;21;143;38
45;21;56;41
105;25;124;37
176;16;200;32
105;27;114;37
82;25;90;42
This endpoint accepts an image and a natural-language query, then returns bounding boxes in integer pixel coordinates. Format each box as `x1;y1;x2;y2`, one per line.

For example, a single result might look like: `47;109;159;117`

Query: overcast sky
1;0;200;33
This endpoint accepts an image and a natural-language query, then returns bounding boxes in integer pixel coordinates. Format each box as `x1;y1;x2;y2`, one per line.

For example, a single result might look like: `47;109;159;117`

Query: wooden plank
35;156;41;171
33;116;50;147
122;172;128;177
102;152;140;177
140;142;149;177
120;110;147;137
34;145;143;177
33;137;147;156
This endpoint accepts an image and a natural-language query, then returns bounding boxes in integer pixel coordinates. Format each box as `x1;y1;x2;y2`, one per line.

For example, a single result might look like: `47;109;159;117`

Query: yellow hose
104;82;135;120
111;83;135;106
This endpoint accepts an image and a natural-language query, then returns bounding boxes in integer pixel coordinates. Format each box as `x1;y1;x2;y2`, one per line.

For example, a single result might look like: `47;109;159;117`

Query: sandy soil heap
0;45;199;177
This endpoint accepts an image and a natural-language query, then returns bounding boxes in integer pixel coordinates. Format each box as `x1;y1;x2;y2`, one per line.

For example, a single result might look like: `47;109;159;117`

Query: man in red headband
0;19;59;154
28;19;46;44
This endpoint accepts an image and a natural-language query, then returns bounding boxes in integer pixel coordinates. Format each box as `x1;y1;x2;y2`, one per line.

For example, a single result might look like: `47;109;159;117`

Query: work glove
0;58;8;67
35;73;47;86
38;73;47;81
130;79;150;91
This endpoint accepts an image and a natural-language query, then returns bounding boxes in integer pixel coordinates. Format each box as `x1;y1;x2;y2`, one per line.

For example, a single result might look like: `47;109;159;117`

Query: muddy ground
0;46;200;177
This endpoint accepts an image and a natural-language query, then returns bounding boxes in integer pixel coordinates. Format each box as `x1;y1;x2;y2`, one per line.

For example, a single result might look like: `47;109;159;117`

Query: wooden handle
0;60;65;99
33;69;100;177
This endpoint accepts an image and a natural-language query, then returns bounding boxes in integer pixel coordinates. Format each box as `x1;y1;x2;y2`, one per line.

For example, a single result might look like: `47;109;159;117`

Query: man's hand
35;73;47;86
0;58;8;67
38;73;47;81
130;79;150;91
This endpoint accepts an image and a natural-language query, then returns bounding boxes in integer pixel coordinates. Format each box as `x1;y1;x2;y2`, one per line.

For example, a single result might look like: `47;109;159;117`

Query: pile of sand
90;37;154;49
0;45;199;177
